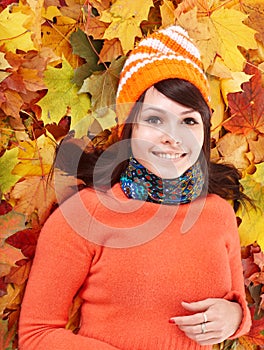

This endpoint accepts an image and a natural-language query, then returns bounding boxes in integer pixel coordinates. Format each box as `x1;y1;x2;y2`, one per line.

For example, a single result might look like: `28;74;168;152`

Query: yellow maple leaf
221;71;253;106
12;135;56;177
12;0;44;49
232;0;264;46
210;7;258;71
177;6;258;72
0;7;35;52
208;76;225;138
176;8;218;71
41;5;62;21
41;16;81;68
238;163;264;250
160;0;175;27
100;0;153;53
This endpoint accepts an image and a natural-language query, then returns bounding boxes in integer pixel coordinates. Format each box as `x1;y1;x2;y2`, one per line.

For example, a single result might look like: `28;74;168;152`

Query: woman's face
131;86;204;179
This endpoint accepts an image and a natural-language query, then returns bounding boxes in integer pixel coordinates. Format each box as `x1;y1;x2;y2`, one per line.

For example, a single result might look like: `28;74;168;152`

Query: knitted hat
116;25;210;124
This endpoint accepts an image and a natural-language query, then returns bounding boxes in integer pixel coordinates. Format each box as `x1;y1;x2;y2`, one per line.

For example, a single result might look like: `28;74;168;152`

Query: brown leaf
248;134;264;163
99;38;124;63
216;133;250;170
46;115;71;141
10;176;56;224
4;260;32;286
86;17;109;39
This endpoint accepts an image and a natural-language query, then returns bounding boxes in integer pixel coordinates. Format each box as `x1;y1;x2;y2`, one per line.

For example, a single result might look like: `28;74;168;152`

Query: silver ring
203;312;208;323
201;322;207;334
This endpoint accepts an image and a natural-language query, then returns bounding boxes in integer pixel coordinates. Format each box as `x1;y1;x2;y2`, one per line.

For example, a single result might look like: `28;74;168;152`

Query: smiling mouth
152;152;187;159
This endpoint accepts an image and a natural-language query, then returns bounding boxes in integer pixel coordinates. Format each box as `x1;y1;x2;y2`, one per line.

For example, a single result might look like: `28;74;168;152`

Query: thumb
181;298;216;312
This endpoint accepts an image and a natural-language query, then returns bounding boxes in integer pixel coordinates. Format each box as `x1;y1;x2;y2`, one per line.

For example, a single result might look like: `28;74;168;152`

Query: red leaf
226;64;264;134
0;200;13;216
242;307;264;345
6;228;40;259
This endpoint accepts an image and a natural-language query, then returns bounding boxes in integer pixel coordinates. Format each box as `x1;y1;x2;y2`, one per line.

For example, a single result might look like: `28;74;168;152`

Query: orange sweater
19;184;251;350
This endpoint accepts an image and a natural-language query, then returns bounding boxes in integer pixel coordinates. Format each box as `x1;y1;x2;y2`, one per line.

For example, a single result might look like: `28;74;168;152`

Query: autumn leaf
9;175;56;224
160;0;175;27
0;201;12;216
6;228;40;260
215;133;250;171
0;243;25;277
99;38;124;63
41;4;62;21
248;134;264;164
59;0;84;20
85;17;109;40
221;71;253;106
0;51;11;82
233;0;264;46
0;148;20;194
210;8;257;71
176;8;218;71
12;135;56;177
46;115;71;141
226;64;264;134
0;318;16;350
70;28;104;86
41;15;82;68
238;163;264;250
0;7;35;52
100;0;153;53
4;260;32;286
239;308;264;345
0;211;26;243
177;6;257;72
79;56;126;116
89;0;111;15
37;58;91;127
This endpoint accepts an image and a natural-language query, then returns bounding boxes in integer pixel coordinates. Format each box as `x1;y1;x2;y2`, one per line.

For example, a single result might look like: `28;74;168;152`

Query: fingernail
169;319;175;324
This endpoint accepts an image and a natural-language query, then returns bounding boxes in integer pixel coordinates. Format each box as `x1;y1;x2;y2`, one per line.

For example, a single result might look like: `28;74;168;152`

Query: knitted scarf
120;157;204;205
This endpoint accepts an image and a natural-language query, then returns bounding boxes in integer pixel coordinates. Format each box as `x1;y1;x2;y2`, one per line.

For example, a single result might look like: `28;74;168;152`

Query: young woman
19;25;251;350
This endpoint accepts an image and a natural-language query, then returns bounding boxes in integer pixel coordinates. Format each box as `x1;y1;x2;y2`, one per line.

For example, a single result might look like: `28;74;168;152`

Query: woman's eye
145;116;162;124
183;117;199;125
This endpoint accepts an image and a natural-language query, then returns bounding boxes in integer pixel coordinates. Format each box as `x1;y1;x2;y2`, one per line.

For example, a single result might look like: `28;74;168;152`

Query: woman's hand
169;298;242;346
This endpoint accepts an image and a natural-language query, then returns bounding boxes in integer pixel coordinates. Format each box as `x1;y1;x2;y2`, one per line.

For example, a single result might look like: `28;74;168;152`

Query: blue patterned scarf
120;157;204;205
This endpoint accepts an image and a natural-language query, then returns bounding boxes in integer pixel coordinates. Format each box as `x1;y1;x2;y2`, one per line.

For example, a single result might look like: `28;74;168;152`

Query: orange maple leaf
225;64;264;135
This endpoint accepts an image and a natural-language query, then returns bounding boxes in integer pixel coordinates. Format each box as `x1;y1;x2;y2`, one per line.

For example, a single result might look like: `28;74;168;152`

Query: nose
160;130;182;146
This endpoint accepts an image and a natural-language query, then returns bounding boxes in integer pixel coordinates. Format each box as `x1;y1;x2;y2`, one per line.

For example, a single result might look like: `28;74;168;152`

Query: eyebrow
141;106;196;116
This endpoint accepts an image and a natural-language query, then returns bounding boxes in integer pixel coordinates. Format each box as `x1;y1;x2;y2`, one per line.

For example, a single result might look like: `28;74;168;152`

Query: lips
152;151;187;159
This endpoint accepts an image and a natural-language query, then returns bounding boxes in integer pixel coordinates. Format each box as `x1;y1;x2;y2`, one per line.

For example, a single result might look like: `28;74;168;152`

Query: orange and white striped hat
116;25;210;124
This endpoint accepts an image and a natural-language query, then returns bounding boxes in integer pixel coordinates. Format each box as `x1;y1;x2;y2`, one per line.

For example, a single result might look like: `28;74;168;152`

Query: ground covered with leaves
0;0;264;349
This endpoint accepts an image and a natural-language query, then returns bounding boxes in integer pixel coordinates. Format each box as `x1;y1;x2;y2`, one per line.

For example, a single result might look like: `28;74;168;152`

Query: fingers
169;299;241;345
169;311;207;326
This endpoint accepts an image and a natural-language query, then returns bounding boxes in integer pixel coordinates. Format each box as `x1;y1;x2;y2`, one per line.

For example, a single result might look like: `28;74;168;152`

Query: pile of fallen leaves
0;0;264;349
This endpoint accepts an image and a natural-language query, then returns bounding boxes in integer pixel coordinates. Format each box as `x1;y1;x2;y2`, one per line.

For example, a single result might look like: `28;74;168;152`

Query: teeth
154;152;184;159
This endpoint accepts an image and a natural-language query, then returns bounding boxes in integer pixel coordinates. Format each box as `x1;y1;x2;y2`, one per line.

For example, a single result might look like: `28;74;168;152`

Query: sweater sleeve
221;202;252;339
18;205;119;350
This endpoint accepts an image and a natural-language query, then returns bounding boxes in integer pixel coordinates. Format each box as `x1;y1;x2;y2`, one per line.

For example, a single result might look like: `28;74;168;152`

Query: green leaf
79;56;126;113
71;29;105;86
37;58;91;128
70;28;103;62
0;148;20;195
